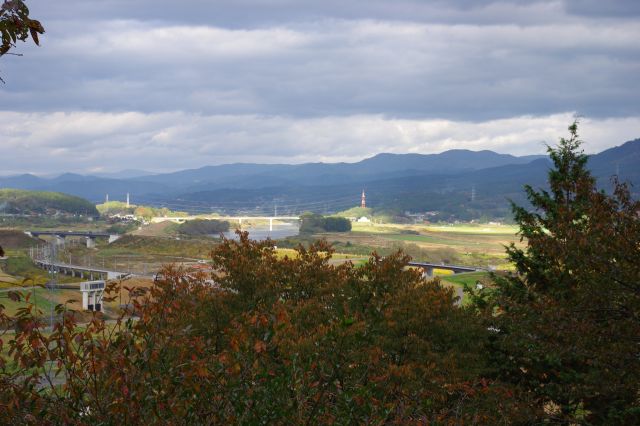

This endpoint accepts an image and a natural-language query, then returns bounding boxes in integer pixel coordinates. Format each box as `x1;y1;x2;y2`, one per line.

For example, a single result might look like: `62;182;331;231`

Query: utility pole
46;240;57;328
126;193;130;208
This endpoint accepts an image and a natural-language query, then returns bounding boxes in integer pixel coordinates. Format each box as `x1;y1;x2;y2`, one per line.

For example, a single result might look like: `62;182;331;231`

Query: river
220;222;300;241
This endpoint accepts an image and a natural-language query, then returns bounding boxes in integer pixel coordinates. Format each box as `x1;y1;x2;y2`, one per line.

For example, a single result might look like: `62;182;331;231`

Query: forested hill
0;189;99;216
0;139;637;220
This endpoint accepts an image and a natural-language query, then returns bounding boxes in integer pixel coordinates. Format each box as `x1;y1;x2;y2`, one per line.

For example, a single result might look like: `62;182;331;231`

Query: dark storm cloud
0;0;638;174
3;13;638;120
25;0;640;27
564;0;640;17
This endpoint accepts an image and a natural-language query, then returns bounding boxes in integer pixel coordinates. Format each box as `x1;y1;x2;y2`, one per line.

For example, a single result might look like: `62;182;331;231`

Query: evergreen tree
474;123;640;423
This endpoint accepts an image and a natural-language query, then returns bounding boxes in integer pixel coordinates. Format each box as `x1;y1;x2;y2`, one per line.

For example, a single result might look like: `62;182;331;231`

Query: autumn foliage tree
471;123;640;423
0;233;533;424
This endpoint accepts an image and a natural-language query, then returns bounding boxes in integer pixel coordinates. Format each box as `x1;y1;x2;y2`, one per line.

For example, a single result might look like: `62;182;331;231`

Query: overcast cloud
1;0;638;174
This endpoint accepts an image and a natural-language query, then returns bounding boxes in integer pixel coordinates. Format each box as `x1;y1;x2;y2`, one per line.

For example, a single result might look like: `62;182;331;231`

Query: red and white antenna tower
361;189;366;208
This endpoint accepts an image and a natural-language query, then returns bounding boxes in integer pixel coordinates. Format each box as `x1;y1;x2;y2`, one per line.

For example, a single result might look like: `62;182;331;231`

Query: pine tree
476;122;640;423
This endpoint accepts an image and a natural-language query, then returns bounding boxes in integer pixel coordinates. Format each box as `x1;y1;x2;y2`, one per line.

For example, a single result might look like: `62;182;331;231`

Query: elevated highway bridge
32;258;134;281
26;230;121;248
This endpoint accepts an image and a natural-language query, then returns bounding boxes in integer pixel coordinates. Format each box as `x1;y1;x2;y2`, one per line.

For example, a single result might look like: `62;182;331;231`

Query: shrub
300;213;351;233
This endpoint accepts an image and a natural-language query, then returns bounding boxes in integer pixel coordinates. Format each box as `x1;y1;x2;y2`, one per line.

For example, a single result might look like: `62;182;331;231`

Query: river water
220;222;300;241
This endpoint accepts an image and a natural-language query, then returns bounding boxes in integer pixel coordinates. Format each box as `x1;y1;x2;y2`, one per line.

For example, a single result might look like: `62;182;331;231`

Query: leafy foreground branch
1;124;638;424
1;0;43;81
1;0;43;53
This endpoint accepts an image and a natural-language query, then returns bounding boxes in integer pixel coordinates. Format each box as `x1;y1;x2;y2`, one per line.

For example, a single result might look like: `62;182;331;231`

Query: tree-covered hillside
0;189;98;216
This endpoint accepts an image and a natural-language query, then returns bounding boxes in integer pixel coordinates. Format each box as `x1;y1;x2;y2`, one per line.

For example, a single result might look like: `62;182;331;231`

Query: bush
322;216;352;232
300;213;351;233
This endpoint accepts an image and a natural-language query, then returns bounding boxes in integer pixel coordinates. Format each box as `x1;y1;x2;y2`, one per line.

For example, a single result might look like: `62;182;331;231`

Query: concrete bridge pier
81;281;105;312
55;235;66;246
108;234;121;244
86;237;96;249
422;267;434;278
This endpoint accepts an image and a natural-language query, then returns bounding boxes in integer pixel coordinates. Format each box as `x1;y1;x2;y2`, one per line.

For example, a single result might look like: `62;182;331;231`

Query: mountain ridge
0;140;637;220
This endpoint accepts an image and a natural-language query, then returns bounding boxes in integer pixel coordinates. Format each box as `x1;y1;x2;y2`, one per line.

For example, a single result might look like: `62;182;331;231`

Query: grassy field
433;272;492;306
0;287;68;316
0;219;516;331
440;271;491;288
1;219;519;297
315;222;521;269
0;277;154;320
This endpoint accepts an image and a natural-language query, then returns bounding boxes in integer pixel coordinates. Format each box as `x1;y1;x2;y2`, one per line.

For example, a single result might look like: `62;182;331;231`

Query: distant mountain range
1;139;638;220
92;169;156;179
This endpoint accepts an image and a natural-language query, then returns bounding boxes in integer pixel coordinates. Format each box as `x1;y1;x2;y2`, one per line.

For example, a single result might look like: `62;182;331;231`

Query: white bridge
26;230;121;248
33;258;135;280
151;216;300;232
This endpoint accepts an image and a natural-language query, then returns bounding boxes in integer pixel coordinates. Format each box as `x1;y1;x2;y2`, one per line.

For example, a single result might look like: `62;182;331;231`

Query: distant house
357;216;371;223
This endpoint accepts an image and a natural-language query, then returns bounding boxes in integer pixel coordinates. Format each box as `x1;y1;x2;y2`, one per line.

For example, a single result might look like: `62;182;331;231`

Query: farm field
0;220;514;339
0;270;18;287
317;222;522;269
2;220;518;313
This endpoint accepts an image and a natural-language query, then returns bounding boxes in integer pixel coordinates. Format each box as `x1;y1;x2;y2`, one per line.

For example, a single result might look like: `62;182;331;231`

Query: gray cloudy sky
1;0;639;174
